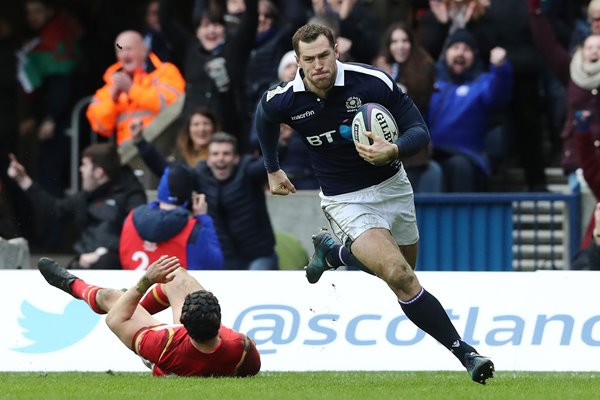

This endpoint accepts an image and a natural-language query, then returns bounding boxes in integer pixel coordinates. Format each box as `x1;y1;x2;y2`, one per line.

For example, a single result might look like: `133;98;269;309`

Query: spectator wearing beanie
427;28;514;192
119;164;223;270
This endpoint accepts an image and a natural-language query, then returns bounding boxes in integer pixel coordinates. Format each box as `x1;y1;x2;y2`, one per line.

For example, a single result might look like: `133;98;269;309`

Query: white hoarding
2;270;599;372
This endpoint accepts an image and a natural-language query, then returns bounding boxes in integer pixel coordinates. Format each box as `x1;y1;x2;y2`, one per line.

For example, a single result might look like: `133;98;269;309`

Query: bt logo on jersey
305;130;336;146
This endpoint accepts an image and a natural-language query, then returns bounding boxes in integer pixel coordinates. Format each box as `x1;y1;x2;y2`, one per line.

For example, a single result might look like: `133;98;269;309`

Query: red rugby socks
139;284;170;315
71;279;106;314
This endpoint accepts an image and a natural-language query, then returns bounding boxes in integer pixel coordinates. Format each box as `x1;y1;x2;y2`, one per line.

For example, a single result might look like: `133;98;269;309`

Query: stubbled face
189;113;215;150
389;28;411;64
582;35;600;64
115;31;147;73
196;17;225;51
445;42;474;76
207;142;239;181
80;157;101;191
25;1;53;31
297;34;338;95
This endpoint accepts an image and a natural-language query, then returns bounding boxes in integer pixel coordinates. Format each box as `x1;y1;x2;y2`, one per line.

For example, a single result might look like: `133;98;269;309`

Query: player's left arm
356;91;430;166
355;131;400;166
106;256;180;350
389;90;431;161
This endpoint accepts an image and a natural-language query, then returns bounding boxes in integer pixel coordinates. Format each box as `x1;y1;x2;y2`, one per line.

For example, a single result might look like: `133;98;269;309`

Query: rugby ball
351;103;399;145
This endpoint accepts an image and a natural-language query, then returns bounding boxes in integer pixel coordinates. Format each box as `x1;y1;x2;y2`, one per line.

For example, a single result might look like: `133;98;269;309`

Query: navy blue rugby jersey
255;61;429;196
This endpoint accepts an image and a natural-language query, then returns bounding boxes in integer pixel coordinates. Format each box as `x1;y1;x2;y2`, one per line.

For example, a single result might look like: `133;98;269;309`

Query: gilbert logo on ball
351;103;399;145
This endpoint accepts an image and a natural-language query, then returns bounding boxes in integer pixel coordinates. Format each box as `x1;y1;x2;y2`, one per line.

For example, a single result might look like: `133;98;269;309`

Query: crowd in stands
1;0;599;269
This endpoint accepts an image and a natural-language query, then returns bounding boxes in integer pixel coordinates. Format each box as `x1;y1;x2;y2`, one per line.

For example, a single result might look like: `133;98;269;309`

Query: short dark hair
292;24;335;56
260;0;280;21
186;107;219;132
176;107;220;166
210;132;239;155
180;290;221;341
82;143;121;181
194;2;225;29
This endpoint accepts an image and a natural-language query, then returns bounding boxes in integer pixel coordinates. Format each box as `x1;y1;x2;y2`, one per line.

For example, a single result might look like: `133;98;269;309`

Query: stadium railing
414;189;581;271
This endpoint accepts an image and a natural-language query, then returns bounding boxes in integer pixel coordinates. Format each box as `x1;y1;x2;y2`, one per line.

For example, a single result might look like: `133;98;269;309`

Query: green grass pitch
0;371;597;400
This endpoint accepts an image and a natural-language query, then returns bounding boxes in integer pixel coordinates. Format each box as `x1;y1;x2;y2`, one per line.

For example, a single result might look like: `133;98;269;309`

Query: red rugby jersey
133;324;261;377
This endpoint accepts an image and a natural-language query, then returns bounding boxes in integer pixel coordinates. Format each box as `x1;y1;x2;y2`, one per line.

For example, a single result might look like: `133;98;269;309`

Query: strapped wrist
135;275;152;294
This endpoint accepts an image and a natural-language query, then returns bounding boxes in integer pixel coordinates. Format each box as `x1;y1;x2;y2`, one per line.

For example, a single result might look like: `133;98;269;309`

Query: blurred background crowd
0;0;597;268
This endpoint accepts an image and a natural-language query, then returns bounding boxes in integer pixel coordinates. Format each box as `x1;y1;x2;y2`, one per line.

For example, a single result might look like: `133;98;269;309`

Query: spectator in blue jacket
119;163;223;270
428;28;513;192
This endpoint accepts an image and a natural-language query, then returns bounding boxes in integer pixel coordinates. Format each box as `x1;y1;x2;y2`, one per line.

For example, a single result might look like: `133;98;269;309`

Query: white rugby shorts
319;168;419;247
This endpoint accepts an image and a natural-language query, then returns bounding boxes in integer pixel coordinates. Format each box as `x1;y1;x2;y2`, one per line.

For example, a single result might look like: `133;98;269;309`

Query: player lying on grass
37;256;260;377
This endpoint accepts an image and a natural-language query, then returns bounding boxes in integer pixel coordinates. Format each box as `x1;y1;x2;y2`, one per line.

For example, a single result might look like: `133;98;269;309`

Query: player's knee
384;263;416;291
169;267;203;293
171;266;189;280
167;267;193;287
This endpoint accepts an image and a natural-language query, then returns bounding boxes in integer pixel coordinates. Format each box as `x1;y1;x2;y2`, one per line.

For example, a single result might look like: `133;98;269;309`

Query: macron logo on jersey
291;110;315;121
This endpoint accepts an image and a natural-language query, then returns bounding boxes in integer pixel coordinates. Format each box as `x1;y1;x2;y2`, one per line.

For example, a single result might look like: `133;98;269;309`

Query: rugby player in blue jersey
254;23;494;384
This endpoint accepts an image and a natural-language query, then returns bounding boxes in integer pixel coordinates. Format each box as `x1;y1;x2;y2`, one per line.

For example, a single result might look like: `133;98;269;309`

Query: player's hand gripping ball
350;103;399;145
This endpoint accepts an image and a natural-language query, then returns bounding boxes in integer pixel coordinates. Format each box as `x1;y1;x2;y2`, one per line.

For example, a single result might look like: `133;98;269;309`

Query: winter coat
530;13;600;172
25;166;146;255
428;59;513;173
194;156;275;269
86;52;185;144
120;201;223;270
159;0;257;138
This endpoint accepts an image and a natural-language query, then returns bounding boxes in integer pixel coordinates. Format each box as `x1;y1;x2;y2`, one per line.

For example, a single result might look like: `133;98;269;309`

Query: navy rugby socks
325;245;375;275
399;288;476;366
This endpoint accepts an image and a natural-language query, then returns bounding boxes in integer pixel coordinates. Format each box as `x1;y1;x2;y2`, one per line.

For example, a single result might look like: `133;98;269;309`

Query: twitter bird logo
13;299;101;353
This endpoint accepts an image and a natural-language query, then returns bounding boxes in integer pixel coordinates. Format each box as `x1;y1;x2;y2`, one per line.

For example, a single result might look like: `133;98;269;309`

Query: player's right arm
106;256;180;350
254;100;296;195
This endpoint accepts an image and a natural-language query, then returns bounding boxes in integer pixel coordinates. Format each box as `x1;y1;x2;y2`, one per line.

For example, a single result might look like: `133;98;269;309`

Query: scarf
570;49;600;90
448;4;469;34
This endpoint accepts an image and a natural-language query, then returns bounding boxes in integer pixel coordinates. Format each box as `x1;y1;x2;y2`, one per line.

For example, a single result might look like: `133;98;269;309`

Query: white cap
277;50;297;81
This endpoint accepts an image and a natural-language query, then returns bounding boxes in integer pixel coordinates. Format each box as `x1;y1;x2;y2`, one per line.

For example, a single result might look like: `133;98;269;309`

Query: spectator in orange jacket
86;30;185;145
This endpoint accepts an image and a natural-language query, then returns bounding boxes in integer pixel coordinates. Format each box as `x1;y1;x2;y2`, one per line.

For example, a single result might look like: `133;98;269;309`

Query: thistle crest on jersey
345;96;362;113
